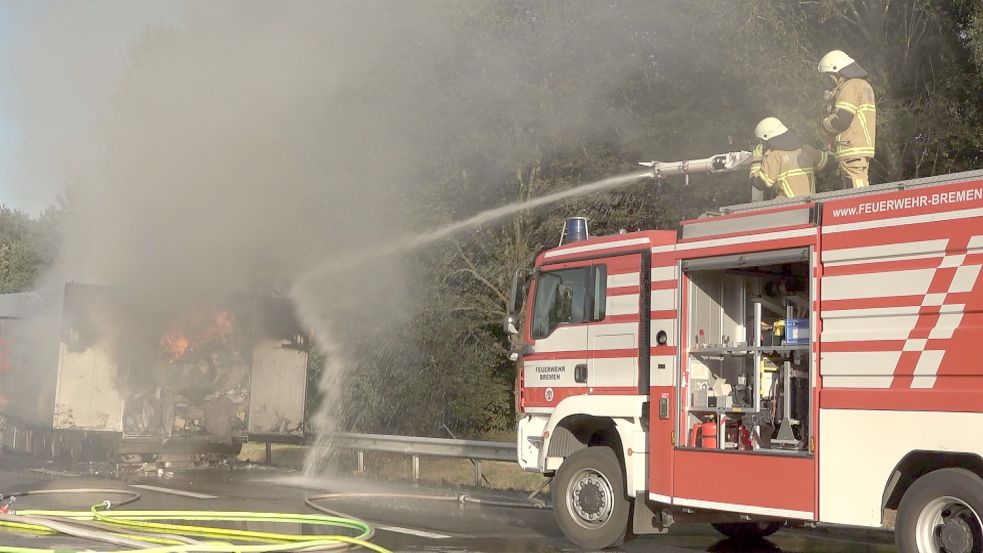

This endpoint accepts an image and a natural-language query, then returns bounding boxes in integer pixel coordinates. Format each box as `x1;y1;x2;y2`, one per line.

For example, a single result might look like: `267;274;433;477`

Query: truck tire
711;521;783;540
50;432;66;460
64;434;83;464
551;446;629;549
29;431;47;459
896;468;983;553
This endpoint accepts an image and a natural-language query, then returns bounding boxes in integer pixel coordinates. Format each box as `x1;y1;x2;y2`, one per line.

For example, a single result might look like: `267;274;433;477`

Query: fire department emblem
544;388;554;402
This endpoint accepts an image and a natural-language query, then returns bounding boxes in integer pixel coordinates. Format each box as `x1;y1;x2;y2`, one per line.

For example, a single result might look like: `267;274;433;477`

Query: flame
203;309;234;344
160;332;191;360
159;308;236;362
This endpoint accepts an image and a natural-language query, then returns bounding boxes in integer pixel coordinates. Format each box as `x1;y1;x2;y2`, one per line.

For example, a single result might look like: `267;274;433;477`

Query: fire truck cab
508;170;983;553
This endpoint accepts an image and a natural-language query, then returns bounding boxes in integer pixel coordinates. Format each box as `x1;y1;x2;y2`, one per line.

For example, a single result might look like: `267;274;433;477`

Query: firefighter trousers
839;157;870;188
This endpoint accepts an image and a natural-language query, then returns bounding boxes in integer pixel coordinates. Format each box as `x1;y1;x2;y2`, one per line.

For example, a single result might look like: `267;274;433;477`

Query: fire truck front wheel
551;446;629;549
896;467;983;553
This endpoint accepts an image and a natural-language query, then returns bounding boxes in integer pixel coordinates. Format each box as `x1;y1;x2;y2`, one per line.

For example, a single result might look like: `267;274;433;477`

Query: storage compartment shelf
688;406;758;414
682;249;812;454
691;345;809;355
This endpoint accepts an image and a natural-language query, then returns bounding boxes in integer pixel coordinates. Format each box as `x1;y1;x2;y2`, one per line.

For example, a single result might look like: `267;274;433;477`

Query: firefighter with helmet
749;117;829;198
818;49;876;188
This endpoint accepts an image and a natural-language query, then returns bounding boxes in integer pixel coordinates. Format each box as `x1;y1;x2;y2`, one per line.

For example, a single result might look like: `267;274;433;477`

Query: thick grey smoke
6;2;682;453
7;2;666;292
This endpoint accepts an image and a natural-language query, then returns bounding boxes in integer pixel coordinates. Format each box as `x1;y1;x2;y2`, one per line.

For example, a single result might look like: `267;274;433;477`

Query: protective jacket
822;78;876;160
750;144;829;198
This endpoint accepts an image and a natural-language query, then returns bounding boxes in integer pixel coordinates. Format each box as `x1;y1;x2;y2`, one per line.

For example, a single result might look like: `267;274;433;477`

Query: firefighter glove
749;162;762;180
821;128;835;151
751;143;763;162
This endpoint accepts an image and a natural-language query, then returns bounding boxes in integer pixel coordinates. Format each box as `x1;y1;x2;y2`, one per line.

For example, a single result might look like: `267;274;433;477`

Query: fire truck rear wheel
896;468;983;553
551;446;629;549
711;521;783;540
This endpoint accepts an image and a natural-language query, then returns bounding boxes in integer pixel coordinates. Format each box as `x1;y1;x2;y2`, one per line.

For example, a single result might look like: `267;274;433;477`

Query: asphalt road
0;453;897;553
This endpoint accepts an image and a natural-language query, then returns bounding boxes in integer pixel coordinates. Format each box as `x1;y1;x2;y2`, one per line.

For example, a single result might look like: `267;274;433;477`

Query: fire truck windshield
531;268;589;338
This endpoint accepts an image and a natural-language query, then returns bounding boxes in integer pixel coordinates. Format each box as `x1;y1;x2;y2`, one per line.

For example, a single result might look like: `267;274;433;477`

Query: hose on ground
0;487;391;553
2;487;142;507
0;483;547;551
305;490;549;521
459;493;548;509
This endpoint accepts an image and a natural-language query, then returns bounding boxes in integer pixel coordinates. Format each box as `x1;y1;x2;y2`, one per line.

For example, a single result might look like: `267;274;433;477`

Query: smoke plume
6;1;697;449
8;2;679;296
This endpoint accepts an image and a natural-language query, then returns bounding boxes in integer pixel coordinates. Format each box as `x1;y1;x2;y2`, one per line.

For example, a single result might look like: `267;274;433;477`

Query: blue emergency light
560;217;589;245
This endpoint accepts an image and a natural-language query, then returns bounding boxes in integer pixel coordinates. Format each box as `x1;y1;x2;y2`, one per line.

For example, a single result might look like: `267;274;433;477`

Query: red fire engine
506;169;983;553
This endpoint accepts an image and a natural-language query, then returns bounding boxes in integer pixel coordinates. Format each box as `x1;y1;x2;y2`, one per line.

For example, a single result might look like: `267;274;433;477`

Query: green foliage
365;0;983;437
973;4;983;69
740;0;983;179
17;2;983;439
0;204;62;293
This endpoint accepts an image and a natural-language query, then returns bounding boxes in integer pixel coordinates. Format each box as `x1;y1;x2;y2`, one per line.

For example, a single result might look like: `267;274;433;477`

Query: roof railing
717;168;983;215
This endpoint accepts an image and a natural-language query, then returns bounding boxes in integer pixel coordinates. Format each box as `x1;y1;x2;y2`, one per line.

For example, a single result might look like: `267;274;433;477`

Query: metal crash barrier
330;432;517;487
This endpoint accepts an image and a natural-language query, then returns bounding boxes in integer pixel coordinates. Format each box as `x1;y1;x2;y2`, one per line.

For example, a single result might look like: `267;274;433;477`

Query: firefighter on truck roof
749;117;829;198
818;49;876;188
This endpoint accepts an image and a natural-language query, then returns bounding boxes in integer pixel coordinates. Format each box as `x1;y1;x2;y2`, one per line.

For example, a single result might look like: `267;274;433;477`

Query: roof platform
715;168;983;216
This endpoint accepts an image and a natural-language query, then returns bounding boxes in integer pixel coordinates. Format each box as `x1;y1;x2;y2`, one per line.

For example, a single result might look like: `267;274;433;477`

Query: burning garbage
124;305;253;443
0;283;310;461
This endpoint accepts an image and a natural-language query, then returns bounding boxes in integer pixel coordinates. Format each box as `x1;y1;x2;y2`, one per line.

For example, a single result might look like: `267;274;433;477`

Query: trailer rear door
54;285;125;432
247;297;310;440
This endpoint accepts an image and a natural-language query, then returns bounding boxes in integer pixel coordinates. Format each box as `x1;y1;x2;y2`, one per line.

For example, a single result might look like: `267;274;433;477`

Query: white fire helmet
818;50;855;74
754;117;788;142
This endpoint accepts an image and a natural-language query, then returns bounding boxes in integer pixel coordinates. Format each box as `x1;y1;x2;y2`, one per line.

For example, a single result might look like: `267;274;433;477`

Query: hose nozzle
638;150;753;181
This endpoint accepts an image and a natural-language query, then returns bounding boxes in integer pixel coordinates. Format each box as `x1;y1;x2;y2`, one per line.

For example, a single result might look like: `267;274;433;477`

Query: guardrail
330;432;517;487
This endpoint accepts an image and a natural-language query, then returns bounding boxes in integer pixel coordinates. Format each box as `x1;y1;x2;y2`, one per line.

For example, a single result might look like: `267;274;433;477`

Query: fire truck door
523;259;593;409
587;254;643;394
672;247;817;520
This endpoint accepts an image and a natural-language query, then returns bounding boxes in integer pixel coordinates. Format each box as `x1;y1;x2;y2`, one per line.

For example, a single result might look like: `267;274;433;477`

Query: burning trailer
0;283;310;462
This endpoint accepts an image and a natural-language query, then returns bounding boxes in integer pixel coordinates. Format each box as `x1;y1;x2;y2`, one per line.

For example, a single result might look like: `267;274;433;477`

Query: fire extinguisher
689;416;718;449
700;419;718;449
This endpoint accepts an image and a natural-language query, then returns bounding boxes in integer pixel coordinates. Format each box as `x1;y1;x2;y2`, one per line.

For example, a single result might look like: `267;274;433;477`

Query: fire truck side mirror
505;268;532;338
508;268;532;311
503;314;520;336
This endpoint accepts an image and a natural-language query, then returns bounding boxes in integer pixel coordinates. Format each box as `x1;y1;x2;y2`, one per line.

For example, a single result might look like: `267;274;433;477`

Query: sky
0;1;187;213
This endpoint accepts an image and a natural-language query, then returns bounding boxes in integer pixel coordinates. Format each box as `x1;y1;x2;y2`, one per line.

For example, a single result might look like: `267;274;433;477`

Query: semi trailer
0;282;309;462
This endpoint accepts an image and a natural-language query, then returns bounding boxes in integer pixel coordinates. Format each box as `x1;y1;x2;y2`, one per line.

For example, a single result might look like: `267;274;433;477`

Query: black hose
305;490;549;521
2;487;142;508
459;494;549;509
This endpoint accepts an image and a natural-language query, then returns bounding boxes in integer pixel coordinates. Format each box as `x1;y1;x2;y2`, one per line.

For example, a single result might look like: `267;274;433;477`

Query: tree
386;0;983;437
36;2;981;441
0;204;63;293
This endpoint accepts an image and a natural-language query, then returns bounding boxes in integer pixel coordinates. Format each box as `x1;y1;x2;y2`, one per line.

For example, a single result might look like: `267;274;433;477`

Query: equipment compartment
680;248;812;453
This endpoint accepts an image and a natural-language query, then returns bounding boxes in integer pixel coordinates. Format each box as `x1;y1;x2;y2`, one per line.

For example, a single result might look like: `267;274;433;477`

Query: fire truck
505;166;983;553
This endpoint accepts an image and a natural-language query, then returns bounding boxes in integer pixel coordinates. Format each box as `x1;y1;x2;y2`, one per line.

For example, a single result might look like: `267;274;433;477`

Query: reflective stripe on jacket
749;145;828;198
822;78;876;160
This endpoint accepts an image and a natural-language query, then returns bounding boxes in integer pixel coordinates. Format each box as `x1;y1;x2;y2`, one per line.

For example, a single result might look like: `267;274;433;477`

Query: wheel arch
547;414;624;458
542;395;647;496
882;449;983;518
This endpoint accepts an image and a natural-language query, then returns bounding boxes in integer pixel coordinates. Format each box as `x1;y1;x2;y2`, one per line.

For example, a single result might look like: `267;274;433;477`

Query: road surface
0;453;896;552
